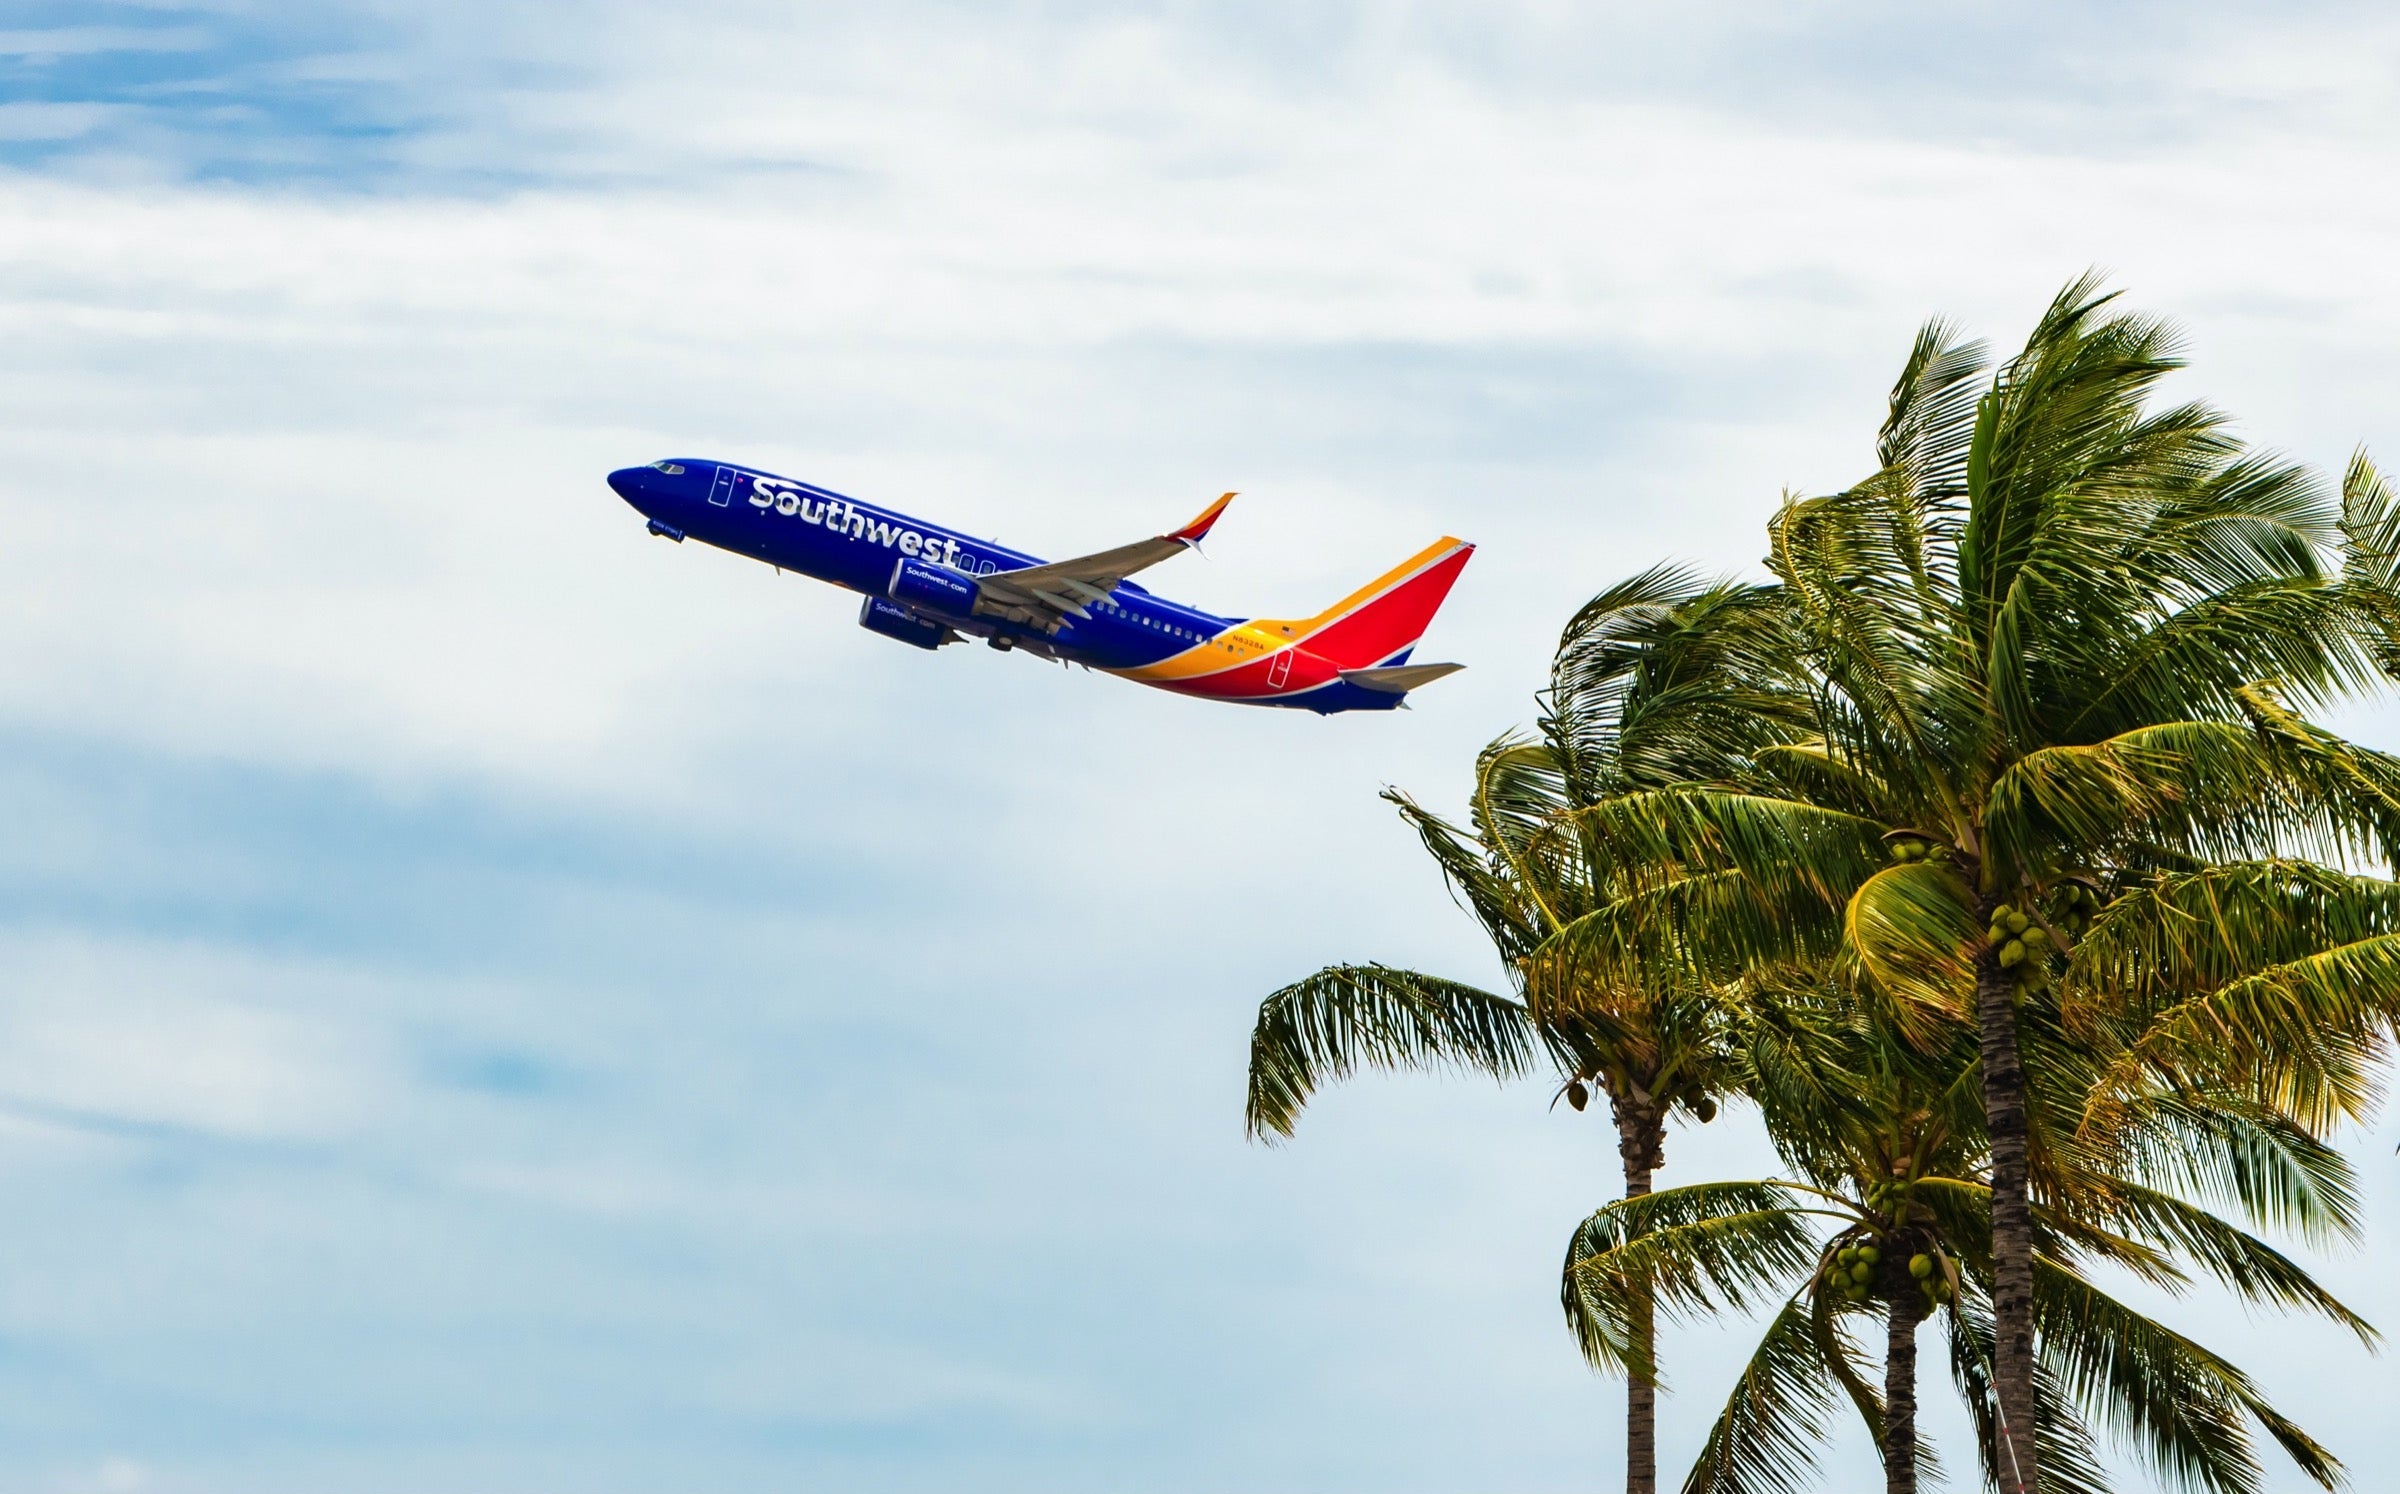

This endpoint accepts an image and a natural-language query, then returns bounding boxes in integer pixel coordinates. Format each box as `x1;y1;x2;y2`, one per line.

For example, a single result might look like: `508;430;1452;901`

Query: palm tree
1245;768;1721;1494
1560;969;2373;1494
1246;572;1799;1494
1545;279;2400;1488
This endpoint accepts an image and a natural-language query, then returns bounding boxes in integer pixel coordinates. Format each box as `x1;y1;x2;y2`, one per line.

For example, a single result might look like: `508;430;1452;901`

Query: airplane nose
607;467;645;503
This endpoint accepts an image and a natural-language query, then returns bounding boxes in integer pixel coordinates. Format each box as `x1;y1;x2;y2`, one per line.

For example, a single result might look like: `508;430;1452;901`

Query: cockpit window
650;461;685;475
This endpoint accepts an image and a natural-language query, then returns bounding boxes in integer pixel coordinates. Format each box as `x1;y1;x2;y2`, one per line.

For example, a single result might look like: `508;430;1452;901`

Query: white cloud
0;104;119;143
0;28;210;58
6;5;2400;1490
6;75;2400;819
91;1455;150;1494
0;932;398;1141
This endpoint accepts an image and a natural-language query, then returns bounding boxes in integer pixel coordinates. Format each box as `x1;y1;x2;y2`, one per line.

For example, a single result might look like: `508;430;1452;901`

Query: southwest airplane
606;460;1473;713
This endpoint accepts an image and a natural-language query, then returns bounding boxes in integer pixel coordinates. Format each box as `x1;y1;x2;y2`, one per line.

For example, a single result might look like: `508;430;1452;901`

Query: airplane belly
1068;628;1193;671
705;509;870;591
1153;647;1340;701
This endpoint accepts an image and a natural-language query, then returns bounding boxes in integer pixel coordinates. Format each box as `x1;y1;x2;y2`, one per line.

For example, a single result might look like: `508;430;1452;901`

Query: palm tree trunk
1614;1098;1666;1494
1884;1287;1922;1494
1974;950;2042;1494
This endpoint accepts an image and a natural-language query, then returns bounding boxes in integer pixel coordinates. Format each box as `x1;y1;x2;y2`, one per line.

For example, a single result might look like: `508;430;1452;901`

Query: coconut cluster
1559;1075;1718;1123
1825;1242;1883;1303
1910;1251;1955;1309
2050;880;2102;935
1885;832;1943;863
1987;904;2059;990
1822;1172;1957;1312
1822;1237;1955;1310
1987;882;2108;989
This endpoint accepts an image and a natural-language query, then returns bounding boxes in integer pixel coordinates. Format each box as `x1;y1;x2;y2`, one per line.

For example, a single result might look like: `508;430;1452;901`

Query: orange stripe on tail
1274;537;1473;669
1115;536;1472;687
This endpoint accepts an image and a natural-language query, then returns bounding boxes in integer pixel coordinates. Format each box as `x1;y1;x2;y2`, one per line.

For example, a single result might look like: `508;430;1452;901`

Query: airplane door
708;466;739;506
1267;650;1293;689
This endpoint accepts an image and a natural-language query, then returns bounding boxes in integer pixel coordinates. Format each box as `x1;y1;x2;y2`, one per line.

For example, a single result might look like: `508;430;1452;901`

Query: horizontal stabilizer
1338;663;1466;693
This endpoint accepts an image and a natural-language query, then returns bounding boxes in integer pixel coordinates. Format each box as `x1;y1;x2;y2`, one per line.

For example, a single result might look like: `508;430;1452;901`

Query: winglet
1167;492;1237;550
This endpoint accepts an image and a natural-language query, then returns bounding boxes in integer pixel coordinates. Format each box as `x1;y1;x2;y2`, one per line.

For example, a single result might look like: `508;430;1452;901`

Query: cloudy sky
5;3;2400;1491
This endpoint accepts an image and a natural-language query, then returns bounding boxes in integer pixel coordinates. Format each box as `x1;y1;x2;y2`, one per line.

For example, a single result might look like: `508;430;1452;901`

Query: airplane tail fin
1271;537;1474;671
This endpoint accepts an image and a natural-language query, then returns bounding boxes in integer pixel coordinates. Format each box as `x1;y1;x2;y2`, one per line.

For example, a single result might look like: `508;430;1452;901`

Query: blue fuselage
605;459;1405;711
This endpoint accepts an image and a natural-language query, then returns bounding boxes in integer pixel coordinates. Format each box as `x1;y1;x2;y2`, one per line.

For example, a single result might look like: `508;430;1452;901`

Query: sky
4;3;2400;1491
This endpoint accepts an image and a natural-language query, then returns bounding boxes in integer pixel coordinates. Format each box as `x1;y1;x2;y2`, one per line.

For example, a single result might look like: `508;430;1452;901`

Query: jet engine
887;557;979;617
858;597;950;650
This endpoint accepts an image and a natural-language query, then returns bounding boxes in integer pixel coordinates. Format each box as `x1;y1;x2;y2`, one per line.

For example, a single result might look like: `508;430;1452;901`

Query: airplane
605;459;1473;714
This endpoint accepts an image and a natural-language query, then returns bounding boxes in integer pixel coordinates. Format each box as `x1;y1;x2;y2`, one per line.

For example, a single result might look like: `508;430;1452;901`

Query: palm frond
2035;1259;2344;1493
1562;1181;1828;1378
2058;577;2377;742
1469;737;1579;906
1548;562;1712;795
1245;966;1536;1141
2337;449;2400;672
2088;1180;2376;1343
1874;317;1988;520
2087;932;2400;1134
1548;569;1810;797
1948;1286;2116;1494
1677;1295;1845;1494
2086;1093;2364;1246
1563;787;1886;919
1383;789;1549;960
1844;860;1979;1025
1803;1276;1891;1454
1749;740;1898;821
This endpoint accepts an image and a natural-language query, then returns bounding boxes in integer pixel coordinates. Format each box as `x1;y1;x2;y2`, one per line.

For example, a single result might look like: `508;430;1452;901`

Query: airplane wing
971;492;1235;631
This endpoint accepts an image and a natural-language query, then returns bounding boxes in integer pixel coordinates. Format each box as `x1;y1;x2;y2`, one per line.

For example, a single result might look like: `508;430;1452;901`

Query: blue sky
5;4;2400;1491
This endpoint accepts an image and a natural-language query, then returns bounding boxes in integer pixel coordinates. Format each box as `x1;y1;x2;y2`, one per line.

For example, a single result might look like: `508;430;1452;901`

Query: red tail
1260;538;1473;668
